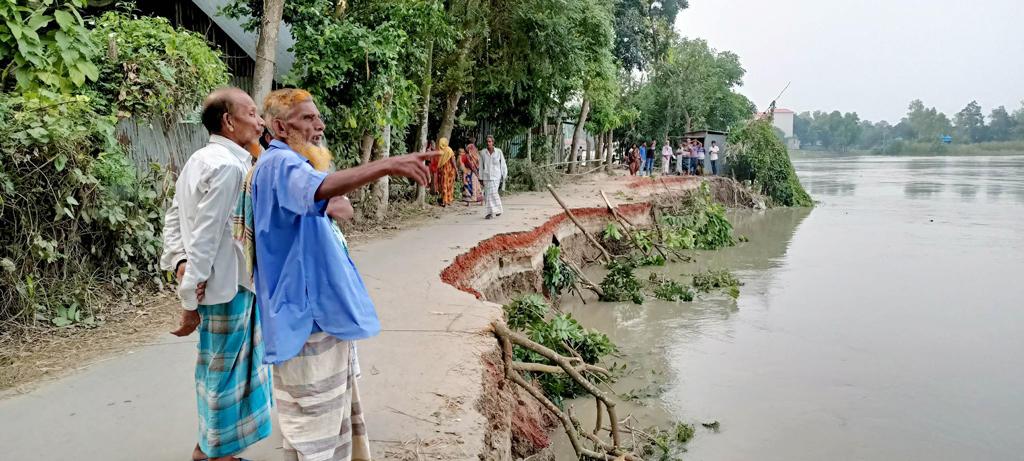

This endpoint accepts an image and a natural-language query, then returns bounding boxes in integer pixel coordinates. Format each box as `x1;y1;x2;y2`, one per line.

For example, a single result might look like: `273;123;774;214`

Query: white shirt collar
209;134;252;166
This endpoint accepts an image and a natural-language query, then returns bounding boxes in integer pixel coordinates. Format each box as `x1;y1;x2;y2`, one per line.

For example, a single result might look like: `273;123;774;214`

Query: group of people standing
430;135;507;219
161;87;436;461
627;138;720;176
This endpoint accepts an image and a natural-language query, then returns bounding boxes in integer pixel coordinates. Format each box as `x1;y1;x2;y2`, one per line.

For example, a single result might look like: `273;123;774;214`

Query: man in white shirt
661;139;674;174
478;134;508;219
675;140;687;175
709;140;721;175
159;87;273;461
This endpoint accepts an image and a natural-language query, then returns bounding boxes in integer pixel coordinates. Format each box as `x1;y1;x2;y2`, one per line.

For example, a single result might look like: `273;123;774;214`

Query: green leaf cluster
660;182;735;250
637;422;697;461
691;269;742;299
0;0;98;92
502;295;617;401
650;277;693;302
599;259;644;304
542;245;575;296
727;119;813;207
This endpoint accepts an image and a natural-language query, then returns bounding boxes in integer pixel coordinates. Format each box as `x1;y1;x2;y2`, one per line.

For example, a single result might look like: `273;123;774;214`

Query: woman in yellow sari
437;137;457;206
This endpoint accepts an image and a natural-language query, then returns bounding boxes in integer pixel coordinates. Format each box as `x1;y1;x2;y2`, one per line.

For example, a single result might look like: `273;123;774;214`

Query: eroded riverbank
554;154;1024;460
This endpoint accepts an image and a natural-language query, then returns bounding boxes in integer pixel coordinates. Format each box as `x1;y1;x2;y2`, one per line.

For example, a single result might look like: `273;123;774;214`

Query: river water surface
558;154;1024;460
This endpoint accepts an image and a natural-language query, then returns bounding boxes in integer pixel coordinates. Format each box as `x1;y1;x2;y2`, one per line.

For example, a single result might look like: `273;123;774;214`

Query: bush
0;93;169;325
651;277;694;302
90;12;230;120
727;119;813;207
0;10;229;328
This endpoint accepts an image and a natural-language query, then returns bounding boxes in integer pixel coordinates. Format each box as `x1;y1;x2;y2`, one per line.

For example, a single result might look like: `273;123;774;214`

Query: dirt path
0;172;699;460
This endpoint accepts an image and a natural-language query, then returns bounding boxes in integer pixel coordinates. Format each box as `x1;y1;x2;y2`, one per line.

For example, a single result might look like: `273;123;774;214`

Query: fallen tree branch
494;321;622;449
563;258;605;297
494;321;642;459
510;361;610;377
546;184;612;263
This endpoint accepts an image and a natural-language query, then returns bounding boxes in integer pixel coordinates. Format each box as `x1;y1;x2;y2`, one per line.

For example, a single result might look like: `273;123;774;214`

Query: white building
757;108;801;150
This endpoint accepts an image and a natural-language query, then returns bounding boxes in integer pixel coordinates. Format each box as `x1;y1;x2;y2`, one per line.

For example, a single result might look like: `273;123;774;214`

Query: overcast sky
677;0;1024;122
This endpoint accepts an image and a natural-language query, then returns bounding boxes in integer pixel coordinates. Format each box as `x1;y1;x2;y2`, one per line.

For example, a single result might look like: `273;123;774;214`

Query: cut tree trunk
252;0;285;106
567;98;591;174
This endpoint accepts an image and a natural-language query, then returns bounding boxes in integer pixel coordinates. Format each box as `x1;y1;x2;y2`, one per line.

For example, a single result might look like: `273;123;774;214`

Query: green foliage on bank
727;119;813;207
542;245;575;296
651;276;694;302
660;181;735;250
0;5;228;327
503;295;617;402
599;260;644;304
692;269;742;299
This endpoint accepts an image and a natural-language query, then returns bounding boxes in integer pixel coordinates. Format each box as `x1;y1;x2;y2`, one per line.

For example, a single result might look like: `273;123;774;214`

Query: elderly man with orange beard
248;89;434;461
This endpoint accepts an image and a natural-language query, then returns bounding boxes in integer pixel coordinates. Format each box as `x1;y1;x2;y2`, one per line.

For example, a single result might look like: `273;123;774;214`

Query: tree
986;106;1014;142
252;0;285;106
904;99;952;143
1012;101;1024;140
629;38;749;142
612;0;688;72
953;100;987;143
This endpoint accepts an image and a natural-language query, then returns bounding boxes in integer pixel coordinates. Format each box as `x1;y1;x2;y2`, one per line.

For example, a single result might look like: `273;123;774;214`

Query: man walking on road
159;87;273;461
479;134;508;219
250;89;435;461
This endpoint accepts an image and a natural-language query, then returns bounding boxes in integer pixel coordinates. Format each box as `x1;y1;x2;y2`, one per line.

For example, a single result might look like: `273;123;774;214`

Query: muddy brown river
558;154;1024;460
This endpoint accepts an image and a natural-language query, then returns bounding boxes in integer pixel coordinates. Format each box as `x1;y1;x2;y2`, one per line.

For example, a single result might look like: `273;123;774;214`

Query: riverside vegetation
499;180;757;459
0;5;228;330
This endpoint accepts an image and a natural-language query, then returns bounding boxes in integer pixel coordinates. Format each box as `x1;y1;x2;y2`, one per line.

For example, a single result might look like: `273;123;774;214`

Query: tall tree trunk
605;131;614;173
567;98;591;174
552;102;565;159
352;131;374;204
367;122;392;220
253;0;285;106
438;90;462;142
525;128;532;162
589;133;598;165
595;131;604;167
415;42;434;206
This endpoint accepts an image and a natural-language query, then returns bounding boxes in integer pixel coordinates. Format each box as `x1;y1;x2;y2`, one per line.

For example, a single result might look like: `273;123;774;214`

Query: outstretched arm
314;151;438;201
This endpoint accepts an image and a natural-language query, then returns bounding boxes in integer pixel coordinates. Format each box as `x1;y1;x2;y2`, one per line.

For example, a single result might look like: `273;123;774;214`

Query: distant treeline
794;99;1024;154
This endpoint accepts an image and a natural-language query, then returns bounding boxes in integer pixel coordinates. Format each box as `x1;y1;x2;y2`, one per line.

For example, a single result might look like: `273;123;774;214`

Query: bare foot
192;443;207;460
